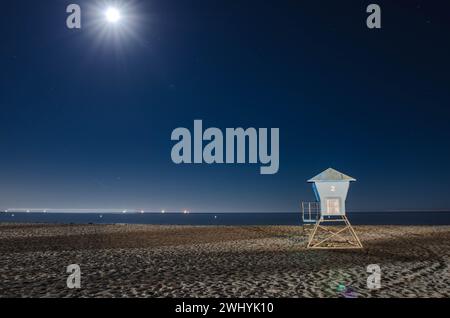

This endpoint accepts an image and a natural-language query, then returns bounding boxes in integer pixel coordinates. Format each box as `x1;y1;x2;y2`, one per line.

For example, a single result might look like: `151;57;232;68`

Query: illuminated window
326;199;340;214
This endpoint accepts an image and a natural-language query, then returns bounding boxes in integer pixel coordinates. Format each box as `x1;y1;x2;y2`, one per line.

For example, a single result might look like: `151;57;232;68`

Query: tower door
326;198;341;215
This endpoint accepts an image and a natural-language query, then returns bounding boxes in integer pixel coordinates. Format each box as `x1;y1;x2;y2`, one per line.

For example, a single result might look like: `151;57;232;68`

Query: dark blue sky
1;0;449;212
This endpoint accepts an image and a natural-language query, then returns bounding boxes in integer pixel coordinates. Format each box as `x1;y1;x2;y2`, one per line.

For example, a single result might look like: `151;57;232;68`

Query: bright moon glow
105;7;121;23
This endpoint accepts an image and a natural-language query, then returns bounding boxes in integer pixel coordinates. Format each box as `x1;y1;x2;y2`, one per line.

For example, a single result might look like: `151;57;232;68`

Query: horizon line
2;209;450;213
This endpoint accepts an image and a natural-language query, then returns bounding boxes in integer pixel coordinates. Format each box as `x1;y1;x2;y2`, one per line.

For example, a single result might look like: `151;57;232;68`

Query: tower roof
308;168;356;182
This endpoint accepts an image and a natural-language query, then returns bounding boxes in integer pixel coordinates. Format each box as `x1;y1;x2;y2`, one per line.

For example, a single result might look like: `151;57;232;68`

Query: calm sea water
1;212;450;225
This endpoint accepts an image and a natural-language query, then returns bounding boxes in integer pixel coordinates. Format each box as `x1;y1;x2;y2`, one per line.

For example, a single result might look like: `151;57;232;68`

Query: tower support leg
307;215;363;249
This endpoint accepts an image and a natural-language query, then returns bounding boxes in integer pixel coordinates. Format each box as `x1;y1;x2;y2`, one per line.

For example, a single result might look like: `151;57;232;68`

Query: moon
105;7;121;23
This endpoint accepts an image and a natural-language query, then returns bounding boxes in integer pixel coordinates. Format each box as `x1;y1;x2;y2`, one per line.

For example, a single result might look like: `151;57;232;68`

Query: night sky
1;0;450;212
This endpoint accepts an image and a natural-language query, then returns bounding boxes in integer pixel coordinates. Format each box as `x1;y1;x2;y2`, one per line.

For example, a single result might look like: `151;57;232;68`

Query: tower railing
301;201;321;224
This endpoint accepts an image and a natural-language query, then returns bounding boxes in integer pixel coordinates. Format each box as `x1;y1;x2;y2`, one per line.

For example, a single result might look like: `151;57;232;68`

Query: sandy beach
1;223;449;298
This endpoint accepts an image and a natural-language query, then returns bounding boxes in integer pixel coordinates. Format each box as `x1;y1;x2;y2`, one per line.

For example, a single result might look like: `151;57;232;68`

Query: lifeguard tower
302;168;362;249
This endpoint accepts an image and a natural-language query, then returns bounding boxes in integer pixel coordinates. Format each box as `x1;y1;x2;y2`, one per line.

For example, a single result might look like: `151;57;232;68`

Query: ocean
1;211;450;225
